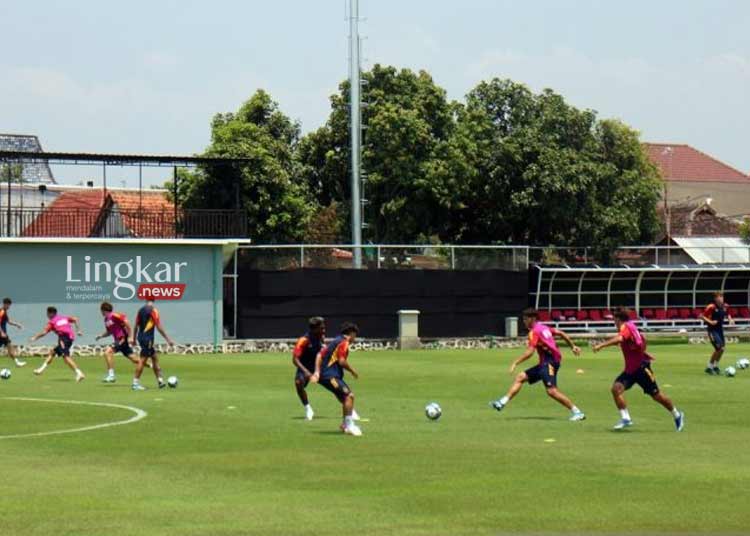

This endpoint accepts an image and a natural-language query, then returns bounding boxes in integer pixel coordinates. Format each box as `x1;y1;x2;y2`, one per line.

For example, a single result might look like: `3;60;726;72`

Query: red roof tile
22;190;104;237
22;189;174;238
109;191;175;238
645;143;750;183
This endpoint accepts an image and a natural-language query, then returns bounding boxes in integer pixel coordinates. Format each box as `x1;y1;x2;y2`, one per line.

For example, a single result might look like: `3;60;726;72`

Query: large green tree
449;79;662;255
298;64;472;243
177;90;313;243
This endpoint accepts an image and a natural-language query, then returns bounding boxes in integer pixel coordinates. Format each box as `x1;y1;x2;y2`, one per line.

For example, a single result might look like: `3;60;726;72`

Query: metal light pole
349;0;363;268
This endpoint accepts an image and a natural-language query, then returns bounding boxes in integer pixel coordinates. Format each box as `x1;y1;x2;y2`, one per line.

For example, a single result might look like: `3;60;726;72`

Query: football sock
352;409;360;420
344;416;354;427
108;368;114;376
671;407;681;418
571;406;581;414
707;360;713;368
499;396;509;405
619;409;631;421
37;362;48;372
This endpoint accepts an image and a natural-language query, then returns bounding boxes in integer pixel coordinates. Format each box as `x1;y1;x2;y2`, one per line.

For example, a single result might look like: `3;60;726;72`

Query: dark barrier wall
237;269;529;339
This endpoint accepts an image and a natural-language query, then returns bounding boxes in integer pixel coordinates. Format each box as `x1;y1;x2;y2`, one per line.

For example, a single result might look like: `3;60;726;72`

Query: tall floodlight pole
349;0;363;268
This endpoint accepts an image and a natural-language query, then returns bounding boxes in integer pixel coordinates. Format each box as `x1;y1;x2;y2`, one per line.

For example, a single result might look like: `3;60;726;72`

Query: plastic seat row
537;307;750;322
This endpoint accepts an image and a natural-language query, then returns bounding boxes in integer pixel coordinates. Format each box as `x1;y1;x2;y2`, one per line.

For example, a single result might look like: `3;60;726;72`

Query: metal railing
0;207;247;239
237;244;531;271
617;245;750;266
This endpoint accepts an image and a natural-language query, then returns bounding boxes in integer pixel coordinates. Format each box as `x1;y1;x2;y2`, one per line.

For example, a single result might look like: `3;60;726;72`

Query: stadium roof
0;150;253;167
645;143;749;183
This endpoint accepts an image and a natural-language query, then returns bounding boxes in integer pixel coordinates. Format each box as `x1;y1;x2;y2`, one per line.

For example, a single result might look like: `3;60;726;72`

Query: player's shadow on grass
311;430;347;435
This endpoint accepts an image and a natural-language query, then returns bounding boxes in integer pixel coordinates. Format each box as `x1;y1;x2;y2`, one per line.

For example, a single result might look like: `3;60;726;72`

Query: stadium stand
531;265;750;333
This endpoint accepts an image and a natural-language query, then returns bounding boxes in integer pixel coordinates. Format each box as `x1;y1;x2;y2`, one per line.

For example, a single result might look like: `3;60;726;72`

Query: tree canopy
176;90;312;243
179;67;663;252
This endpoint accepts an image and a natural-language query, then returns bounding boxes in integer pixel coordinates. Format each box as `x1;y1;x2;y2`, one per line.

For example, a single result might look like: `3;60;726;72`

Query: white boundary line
0;397;148;439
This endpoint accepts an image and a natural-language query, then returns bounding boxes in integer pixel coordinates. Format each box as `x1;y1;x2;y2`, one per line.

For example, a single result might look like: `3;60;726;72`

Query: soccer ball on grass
0;368;10;380
724;366;737;378
736;358;750;370
167;376;179;388
425;402;442;421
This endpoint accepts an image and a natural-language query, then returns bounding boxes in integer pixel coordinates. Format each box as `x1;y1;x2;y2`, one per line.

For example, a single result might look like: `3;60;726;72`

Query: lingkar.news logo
66;255;187;301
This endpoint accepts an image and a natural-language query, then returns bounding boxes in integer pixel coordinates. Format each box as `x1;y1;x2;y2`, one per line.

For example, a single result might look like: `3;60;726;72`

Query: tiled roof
645;143;750;183
110;190;175;238
658;202;740;237
22;189;174;238
0;133;56;183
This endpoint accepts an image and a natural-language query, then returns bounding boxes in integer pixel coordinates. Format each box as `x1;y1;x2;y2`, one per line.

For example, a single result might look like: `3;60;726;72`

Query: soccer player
292;316;325;421
130;300;174;391
0;298;26;367
95;301;138;383
593;308;685;431
491;308;586;421
701;291;733;375
310;322;362;436
30;307;85;382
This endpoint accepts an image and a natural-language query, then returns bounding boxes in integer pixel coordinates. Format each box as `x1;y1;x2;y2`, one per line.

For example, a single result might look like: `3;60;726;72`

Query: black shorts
525;360;560;388
113;339;134;357
295;368;310;387
319;376;352;403
138;338;156;358
708;331;725;350
54;336;74;357
0;335;10;348
615;363;659;396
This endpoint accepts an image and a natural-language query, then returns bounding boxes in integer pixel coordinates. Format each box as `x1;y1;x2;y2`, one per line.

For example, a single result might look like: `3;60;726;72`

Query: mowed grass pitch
2;344;750;536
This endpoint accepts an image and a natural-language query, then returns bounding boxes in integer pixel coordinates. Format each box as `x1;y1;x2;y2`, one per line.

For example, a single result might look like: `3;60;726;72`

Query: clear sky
1;0;748;186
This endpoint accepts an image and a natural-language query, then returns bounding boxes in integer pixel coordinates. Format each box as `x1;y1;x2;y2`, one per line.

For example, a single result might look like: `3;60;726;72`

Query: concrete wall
0;240;225;346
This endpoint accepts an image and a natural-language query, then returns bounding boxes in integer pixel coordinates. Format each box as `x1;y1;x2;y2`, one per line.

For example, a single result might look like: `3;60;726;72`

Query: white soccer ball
425;402;442;421
0;368;10;380
167;375;179;388
736;358;750;370
725;366;737;378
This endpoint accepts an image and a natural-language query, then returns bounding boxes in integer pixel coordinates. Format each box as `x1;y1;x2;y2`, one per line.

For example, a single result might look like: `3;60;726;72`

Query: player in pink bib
30;306;86;382
95;301;139;384
491;308;586;421
593;308;684;431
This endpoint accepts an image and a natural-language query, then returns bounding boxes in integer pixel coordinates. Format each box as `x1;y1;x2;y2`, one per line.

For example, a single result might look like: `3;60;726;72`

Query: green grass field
2;343;750;535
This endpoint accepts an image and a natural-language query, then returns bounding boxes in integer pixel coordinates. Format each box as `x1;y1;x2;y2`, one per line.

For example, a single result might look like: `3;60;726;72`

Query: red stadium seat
576;310;588;321
655;309;667;320
538;310;551;322
679;308;691;319
588;309;602;321
692;308;703;318
642;309;654;319
603;309;614;320
628;310;638;320
740;307;750;318
729;307;739;317
667;309;679;319
551;310;563;321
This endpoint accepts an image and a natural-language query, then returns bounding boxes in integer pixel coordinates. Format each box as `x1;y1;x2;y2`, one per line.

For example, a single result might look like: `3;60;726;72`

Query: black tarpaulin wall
237;269;529;339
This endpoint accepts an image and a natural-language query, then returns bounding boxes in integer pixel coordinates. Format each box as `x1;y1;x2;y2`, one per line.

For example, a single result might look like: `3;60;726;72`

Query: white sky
1;0;748;186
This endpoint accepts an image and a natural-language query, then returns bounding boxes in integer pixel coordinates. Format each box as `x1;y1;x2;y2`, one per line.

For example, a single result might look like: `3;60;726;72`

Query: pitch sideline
0;397;148;439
